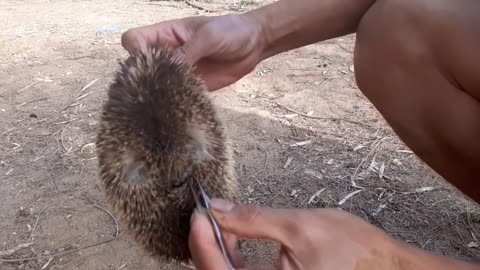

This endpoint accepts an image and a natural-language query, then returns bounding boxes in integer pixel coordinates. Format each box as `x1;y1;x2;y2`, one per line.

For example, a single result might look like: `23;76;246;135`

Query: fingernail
210;198;234;213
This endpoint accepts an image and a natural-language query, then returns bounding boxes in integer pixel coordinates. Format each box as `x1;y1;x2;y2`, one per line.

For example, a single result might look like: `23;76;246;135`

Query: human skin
120;0;480;269
189;200;480;270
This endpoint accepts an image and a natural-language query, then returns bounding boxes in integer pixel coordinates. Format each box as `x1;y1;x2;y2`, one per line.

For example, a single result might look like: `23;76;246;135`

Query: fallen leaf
373;203;387;216
290;140;313;147
304;169;323;180
283;157;293;169
338;190;363;206
468;241;479;248
402;186;439;195
379;163;385;179
353;145;365;151
308;188;326;204
396;149;414;154
41;257;54;270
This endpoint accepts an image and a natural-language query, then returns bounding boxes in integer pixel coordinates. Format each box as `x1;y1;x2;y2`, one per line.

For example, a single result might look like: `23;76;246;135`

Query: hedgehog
95;46;239;263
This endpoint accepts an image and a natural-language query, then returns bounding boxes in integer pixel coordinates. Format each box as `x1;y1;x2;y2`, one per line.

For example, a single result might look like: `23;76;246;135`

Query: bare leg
354;0;480;202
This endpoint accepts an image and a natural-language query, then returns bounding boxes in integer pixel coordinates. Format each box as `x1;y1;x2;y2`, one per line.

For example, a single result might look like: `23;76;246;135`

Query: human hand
189;199;399;270
189;209;245;270
121;13;266;91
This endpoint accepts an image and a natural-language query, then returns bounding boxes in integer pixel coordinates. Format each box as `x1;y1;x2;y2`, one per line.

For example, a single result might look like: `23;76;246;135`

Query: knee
353;0;448;89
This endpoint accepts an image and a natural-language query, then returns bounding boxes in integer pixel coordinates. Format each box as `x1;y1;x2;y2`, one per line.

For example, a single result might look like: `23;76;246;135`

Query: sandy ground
1;0;479;269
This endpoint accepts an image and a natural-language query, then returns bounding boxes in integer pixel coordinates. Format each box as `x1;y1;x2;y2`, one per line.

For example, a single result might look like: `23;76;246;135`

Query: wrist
242;2;299;61
388;238;480;270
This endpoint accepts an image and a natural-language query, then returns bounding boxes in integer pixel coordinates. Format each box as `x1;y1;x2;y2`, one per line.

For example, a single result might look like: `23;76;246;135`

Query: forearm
244;0;375;60
391;239;480;270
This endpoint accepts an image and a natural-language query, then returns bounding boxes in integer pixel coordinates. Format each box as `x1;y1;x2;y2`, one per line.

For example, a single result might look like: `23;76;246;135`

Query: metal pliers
190;179;235;270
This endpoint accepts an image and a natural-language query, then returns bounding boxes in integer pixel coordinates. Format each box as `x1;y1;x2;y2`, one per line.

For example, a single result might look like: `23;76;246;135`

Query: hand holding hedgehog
121;14;265;91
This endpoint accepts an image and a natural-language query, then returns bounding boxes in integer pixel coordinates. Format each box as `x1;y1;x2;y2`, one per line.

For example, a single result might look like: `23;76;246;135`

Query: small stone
80;143;96;158
392;159;402;166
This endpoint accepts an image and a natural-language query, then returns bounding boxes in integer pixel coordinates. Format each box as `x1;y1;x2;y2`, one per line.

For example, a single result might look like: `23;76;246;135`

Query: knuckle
238;203;264;226
221;203;264;231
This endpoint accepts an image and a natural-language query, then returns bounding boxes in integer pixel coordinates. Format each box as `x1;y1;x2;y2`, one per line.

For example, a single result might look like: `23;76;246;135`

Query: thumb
174;35;205;66
189;210;233;270
209;199;300;248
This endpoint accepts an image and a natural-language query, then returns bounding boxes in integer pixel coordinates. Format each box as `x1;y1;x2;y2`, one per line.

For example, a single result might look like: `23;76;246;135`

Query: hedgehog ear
125;163;148;185
122;153;149;185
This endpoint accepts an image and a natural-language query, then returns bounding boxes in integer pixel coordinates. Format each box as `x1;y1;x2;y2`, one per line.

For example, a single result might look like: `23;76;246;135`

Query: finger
209;199;301;248
237;265;274;270
121;28;148;55
189;210;242;270
278;245;301;270
222;229;246;268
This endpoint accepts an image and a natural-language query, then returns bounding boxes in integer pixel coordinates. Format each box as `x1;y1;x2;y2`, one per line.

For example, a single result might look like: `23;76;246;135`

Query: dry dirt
1;0;479;269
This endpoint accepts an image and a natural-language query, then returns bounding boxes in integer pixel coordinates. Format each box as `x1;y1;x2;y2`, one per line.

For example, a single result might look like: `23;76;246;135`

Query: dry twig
29;205;50;240
183;0;217;12
275;102;372;129
60;79;99;112
117;258;133;270
350;136;392;188
0;243;34;257
82;195;119;237
0;238;116;263
250;150;268;177
60;122;72;153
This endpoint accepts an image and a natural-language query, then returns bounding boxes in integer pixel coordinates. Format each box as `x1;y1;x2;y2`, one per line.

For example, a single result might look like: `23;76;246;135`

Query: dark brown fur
95;46;238;262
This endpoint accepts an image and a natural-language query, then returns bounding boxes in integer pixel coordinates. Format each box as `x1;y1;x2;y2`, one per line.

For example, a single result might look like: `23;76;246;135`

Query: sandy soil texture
1;0;479;269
